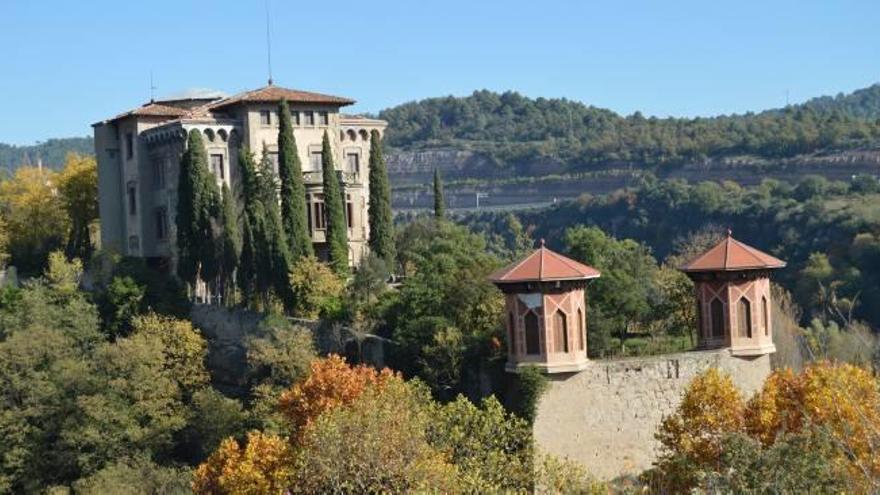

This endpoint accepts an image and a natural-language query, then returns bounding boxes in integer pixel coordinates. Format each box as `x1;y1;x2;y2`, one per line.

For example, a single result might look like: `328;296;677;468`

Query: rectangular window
125;132;134;159
268;152;279;176
306;194;313;232
304;111;315;126
291;111;300;125
128;235;139;252
318;111;329;126
127;184;137;215
155;208;168;240
346;153;360;174
260;110;271;126
210;154;225;180
346;194;353;229
310;151;322;170
153;159;165;189
313;195;327;230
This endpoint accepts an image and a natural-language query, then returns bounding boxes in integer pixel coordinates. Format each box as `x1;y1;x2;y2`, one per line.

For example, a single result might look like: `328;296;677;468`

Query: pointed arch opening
524;310;540;355
577;307;585;351
762;296;769;336
710;298;725;339
508;312;517;355
553;310;568;353
737;297;752;338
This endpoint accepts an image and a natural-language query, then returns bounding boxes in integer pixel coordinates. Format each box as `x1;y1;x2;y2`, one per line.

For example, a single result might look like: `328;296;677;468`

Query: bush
514;366;548;424
288;256;344;319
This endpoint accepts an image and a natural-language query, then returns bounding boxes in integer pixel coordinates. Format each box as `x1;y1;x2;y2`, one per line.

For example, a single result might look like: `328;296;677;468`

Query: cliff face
388;148;880;212
386;149;499;185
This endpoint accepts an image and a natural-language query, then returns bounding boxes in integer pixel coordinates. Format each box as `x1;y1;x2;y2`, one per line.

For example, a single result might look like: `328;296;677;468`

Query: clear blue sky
1;0;878;145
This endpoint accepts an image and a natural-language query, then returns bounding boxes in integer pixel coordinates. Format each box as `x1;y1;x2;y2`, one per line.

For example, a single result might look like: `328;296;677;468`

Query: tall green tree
367;130;394;262
433;168;445;220
321;131;349;277
258;148;294;309
277;100;313;261
176;131;220;288
218;184;241;305
237;148;276;307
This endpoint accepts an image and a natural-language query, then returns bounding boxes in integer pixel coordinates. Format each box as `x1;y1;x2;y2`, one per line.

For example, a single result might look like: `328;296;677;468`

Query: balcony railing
303;170;361;185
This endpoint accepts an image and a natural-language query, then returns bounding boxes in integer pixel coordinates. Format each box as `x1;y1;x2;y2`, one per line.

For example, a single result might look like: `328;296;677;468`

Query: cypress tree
321;130;349;276
367;130;394;262
259;147;295;309
176;132;200;285
218;183;241;305
238;215;256;305
176;130;219;289
277;99;313;261
237;148;270;305
433;168;445;220
199;156;221;287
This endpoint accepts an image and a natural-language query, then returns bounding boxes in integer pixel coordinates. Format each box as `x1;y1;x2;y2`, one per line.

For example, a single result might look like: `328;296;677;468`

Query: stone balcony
303;170;362;186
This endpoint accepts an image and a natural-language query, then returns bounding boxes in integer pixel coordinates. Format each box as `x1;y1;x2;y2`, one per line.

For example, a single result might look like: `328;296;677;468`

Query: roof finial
726;227;733;238
539;238;546;248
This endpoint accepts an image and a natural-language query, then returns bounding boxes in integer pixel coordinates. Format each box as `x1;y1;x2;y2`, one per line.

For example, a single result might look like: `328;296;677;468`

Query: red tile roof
489;241;601;283
108;102;190;121
680;232;786;272
208;85;355;109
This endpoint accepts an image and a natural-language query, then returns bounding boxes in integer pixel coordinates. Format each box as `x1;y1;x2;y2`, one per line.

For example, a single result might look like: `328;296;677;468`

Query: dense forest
379;85;880;171
0;137;93;173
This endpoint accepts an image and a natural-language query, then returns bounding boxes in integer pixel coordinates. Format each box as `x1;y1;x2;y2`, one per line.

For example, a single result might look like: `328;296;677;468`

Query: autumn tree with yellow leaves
57;153;98;260
0;165;67;274
0;153;98;275
654;362;880;492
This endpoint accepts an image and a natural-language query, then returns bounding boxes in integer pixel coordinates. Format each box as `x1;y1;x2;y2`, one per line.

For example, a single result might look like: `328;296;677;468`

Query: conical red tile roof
680;232;786;272
489;241;600;283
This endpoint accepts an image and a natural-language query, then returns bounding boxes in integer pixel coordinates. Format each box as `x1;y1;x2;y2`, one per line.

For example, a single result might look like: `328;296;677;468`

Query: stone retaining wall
533;349;770;479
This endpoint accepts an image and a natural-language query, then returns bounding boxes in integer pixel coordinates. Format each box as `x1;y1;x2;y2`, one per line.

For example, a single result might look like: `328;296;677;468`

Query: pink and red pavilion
679;231;786;356
489;241;600;373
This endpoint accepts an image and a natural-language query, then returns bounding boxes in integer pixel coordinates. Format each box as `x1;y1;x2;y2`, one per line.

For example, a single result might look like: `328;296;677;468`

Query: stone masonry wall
533;349;771;480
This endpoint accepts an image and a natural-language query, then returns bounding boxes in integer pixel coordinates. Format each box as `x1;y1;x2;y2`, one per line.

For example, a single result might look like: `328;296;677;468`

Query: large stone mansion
93;84;386;271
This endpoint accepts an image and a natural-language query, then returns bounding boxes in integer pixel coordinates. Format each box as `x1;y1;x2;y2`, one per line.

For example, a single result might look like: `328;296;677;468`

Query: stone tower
489;241;600;373
679;231;786;356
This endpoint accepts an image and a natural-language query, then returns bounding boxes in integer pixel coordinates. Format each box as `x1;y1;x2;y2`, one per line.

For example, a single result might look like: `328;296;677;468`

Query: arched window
696;301;705;338
553;310;568;353
347;129;357;141
508;313;517;355
710;298;725;339
577;308;585;351
524;311;540;355
738;297;752;338
762;296;769;336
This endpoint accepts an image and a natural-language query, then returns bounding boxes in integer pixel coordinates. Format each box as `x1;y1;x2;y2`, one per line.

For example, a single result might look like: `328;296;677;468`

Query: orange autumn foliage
192;431;293;495
278;354;395;438
745;362;880;485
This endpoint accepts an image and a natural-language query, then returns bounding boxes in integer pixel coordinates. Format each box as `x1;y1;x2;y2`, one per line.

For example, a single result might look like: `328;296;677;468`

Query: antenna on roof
265;0;273;86
150;70;156;103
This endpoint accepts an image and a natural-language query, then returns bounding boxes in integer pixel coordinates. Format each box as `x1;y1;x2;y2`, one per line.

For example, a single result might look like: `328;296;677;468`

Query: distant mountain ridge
379;83;880;173
0;137;93;172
